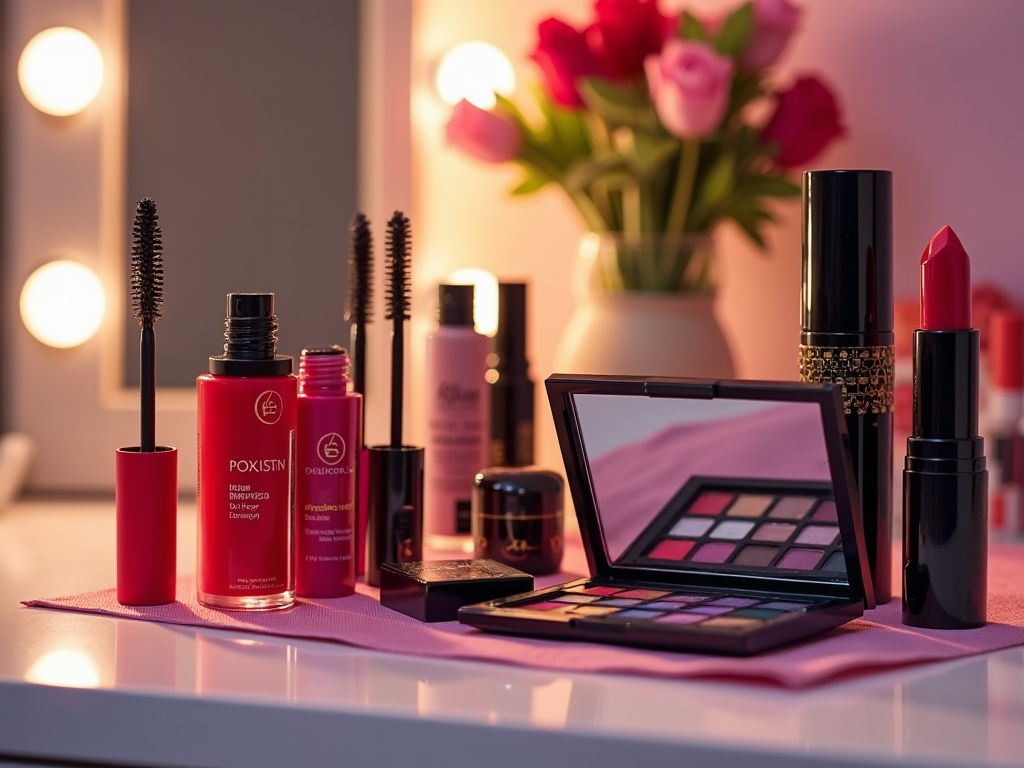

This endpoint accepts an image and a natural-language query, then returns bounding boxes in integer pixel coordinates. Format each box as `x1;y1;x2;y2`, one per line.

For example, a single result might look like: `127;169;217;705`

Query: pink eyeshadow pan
795;525;839;546
769;496;815;520
648;539;695;560
777;548;824;570
689;542;735;563
688;491;734;515
812;500;838;522
578;586;622;596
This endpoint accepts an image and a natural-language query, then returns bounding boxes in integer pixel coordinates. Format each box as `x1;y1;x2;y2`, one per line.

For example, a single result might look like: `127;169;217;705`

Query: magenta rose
446;100;521;163
530;18;609;109
644;40;732;139
742;0;801;70
586;0;676;80
761;75;845;167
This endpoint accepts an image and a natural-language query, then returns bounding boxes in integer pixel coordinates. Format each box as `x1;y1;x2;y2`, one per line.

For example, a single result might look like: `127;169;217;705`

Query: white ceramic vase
552;233;736;378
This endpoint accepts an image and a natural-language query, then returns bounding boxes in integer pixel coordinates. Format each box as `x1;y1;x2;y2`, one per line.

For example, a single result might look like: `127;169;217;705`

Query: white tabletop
0;500;1021;768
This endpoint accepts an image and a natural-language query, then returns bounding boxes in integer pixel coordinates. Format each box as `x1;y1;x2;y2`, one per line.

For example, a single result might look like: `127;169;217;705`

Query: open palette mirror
459;376;875;655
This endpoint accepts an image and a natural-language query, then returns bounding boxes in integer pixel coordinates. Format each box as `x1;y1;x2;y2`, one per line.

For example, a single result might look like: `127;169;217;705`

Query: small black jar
472;468;563;576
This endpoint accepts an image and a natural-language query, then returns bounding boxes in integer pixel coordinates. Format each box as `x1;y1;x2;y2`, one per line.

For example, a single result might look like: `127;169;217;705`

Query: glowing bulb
18;27;104;116
26;649;100;688
436;41;515;110
447;268;499;336
20;260;106;348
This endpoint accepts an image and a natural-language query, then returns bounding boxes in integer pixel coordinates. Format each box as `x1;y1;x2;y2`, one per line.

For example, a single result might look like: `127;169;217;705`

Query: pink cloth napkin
22;540;1024;689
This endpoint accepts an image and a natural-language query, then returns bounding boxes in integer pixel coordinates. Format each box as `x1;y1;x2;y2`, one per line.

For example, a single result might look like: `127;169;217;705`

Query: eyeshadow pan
795;525;839;546
687;605;733;615
751;522;795;543
521;602;565;611
644;601;688;610
689;542;735;563
822;551;847;573
653;612;707;625
708;596;760;608
726;494;774;518
617;609;666;620
572;585;622;596
617;589;671;599
701;616;761;630
599;598;643;607
668;518;714;538
553;594;601;603
811;500;838;522
769;496;815;520
732;545;778;566
571;605;618;616
647;539;695;560
708;520;755;540
778;548;824;570
688;491;734;515
662;594;710;604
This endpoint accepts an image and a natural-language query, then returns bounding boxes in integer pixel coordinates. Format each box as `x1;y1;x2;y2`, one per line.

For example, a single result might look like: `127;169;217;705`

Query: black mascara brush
116;197;177;607
386;211;411;448
346;212;373;445
366;211;422;587
131;198;164;452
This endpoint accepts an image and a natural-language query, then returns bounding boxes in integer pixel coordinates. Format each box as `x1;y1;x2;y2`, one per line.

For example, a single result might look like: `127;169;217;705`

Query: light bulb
436;41;515;110
20;260;106;348
18;27;104;116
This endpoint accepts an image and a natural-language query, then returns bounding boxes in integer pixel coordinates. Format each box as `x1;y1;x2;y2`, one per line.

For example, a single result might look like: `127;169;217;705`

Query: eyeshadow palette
458;376;874;656
621;477;847;577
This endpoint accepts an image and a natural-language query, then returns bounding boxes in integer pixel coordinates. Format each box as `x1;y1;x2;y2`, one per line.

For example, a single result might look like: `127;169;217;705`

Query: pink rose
586;0;676;80
742;0;801;70
761;75;845;167
644;40;732;139
530;18;610;109
446;100;521;163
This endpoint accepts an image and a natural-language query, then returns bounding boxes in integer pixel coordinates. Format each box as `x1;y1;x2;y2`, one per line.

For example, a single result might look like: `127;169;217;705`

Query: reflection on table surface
2;500;1024;766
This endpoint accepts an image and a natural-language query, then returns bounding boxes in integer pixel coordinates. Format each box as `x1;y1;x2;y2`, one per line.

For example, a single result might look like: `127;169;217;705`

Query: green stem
666;139;699;234
582;113;616;230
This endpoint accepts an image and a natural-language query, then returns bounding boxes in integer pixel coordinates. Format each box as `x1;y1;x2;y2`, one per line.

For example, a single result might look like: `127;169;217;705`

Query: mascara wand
346;212;373;446
131;198;164;452
386;211;411;448
366;211;422;587
116;197;177;607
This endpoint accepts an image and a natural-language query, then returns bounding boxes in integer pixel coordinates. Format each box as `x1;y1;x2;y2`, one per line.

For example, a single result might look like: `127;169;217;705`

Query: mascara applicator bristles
385;211;411;449
346;212;373;446
131;197;164;453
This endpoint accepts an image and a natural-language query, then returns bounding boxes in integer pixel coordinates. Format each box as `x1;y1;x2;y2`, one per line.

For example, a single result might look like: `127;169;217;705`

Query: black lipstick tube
903;329;987;628
800;170;894;603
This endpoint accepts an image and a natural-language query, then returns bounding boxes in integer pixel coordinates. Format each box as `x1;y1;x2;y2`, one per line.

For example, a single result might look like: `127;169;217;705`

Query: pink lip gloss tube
295;346;361;597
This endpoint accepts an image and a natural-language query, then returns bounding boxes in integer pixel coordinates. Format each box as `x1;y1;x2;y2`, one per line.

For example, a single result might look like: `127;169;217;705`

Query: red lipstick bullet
903;225;987;629
920;225;972;331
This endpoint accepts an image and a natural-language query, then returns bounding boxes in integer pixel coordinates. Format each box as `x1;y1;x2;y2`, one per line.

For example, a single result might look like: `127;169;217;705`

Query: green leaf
510;169;550;195
697;152;737;211
562;152;635;195
715;2;754;57
728;203;774;250
680;12;708;41
738;174;801;198
578;78;657;130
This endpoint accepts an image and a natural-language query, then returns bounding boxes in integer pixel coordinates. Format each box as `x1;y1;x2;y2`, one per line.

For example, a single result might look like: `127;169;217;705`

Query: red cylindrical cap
990;310;1024;390
116;446;177;605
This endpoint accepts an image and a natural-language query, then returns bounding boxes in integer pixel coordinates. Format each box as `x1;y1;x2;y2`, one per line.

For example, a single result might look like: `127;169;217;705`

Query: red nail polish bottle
197;293;297;611
295;345;361;598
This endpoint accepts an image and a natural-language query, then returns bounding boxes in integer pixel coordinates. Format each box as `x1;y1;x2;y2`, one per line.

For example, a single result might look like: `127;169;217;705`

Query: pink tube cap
116;446;177;605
